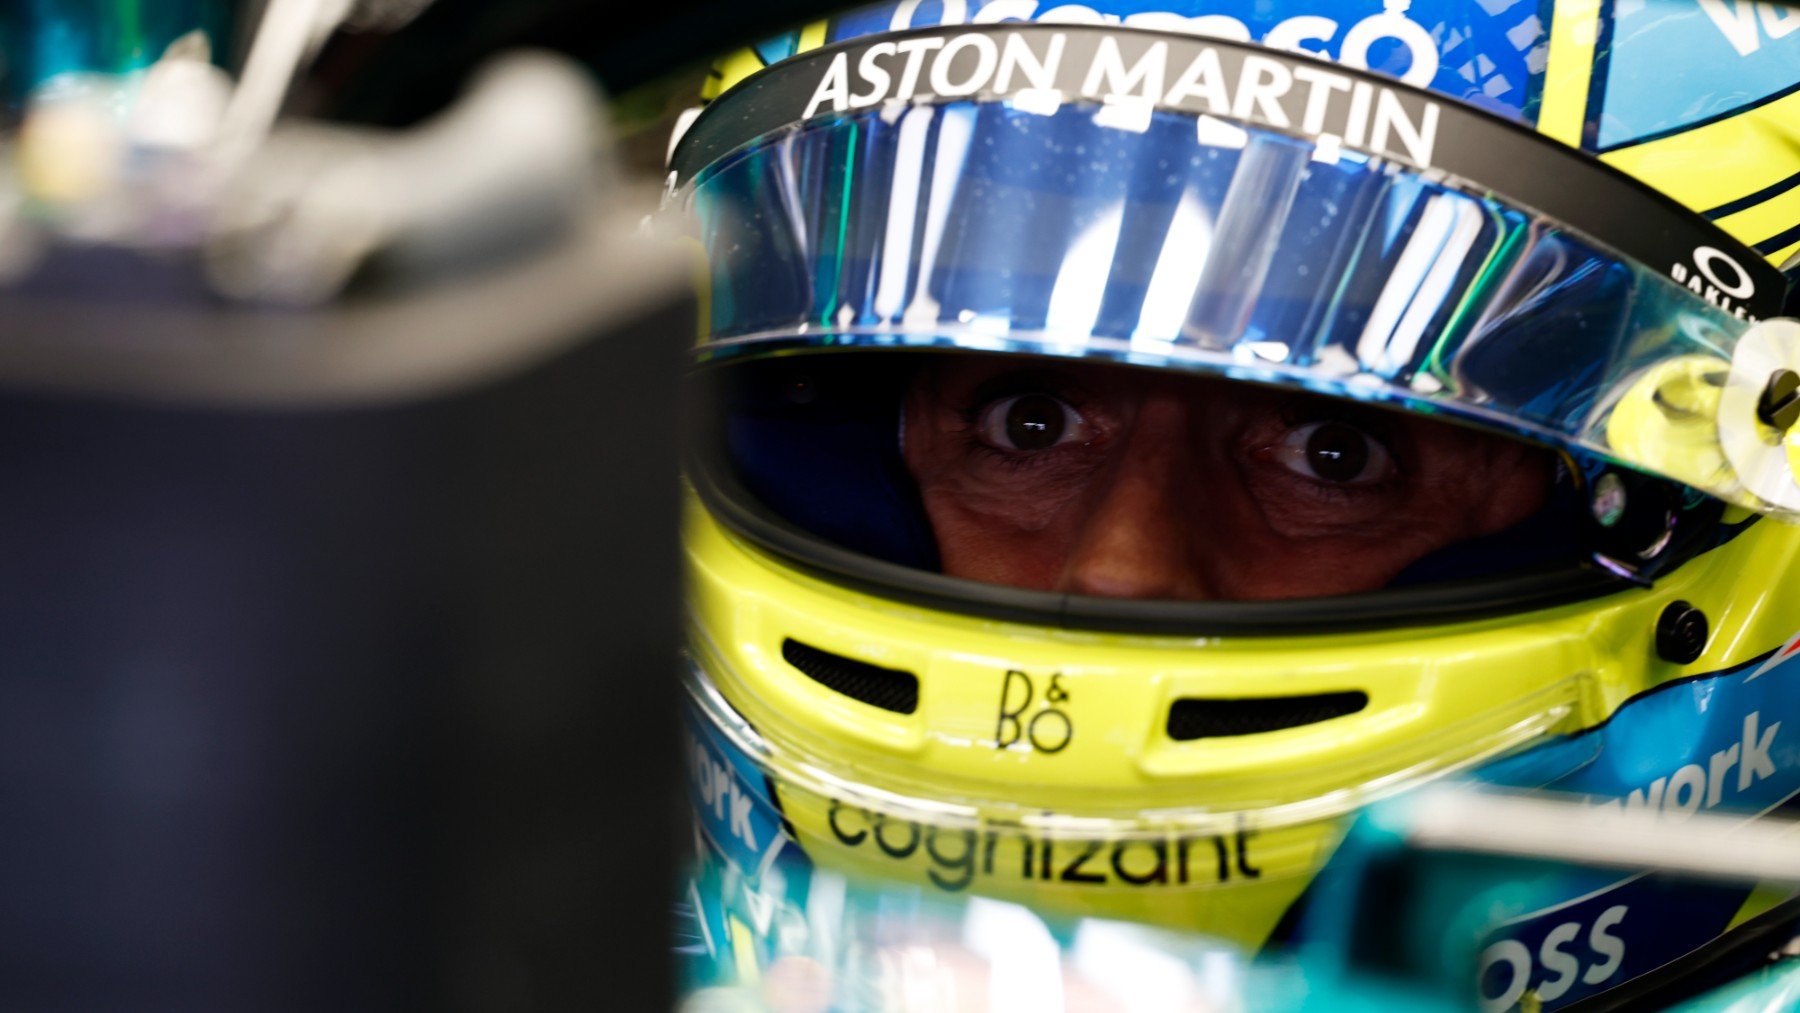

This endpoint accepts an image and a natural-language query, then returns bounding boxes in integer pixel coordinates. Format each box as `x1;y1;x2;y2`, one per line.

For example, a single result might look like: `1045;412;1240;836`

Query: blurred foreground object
677;786;1800;1011
2;0;606;308
1310;788;1800;1012
0;3;686;1007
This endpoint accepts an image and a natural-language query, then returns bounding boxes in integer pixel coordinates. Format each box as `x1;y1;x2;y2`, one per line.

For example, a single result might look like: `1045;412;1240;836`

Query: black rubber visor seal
671;22;1786;320
689;447;1631;638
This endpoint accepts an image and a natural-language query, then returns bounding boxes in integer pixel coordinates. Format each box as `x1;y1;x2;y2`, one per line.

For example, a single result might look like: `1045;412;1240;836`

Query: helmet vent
781;638;919;715
1166;691;1368;741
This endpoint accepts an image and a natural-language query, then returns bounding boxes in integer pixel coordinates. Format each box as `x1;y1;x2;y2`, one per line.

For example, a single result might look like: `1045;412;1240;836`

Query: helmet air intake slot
1166;691;1369;741
781;638;920;715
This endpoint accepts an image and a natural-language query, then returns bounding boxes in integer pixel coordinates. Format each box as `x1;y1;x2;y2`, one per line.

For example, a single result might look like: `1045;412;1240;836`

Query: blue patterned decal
1594;0;1800;150
1482;650;1800;818
680;703;818;987
1463;646;1800;1007
825;0;1553;120
685;706;792;876
753;30;806;69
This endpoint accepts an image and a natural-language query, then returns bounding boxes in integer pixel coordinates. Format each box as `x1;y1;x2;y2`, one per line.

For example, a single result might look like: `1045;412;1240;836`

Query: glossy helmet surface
673;2;1800;1007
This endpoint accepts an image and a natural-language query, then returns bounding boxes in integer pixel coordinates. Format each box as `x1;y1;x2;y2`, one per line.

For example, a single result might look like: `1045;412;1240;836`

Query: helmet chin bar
683;641;1583;836
680;471;1800;949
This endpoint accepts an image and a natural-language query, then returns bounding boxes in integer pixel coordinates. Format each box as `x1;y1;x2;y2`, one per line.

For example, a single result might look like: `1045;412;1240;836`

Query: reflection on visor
688;101;1794;516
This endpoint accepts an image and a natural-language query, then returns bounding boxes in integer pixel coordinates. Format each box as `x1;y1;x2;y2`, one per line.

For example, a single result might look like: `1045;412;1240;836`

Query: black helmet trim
689;446;1630;637
670;22;1785;321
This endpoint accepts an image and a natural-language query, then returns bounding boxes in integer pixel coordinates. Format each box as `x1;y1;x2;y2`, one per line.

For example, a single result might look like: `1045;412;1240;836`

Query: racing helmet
673;0;1800;1005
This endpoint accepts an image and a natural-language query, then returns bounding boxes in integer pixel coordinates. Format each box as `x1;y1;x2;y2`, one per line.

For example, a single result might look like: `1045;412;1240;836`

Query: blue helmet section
805;0;1552;121
740;0;1800;167
1595;0;1800;152
1455;648;1800;1007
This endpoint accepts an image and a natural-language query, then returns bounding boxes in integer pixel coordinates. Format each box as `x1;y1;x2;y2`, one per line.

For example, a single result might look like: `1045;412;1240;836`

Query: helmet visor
685;95;1790;515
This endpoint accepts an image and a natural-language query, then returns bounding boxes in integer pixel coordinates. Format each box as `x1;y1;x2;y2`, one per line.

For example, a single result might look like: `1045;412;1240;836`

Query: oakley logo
1671;246;1759;321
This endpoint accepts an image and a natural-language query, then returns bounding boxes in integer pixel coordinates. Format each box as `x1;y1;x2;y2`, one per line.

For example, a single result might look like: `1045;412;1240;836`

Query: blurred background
0;0;819;1006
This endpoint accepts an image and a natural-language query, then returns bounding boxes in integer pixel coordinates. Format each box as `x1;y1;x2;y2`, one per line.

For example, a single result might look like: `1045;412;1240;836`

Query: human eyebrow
962;368;1094;405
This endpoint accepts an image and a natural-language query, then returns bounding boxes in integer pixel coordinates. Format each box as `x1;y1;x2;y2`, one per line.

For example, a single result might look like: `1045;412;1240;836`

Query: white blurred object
1072;921;1218;1012
2;0;612;306
205;51;609;304
14;26;255;245
213;0;353;176
1406;787;1800;885
963;897;1067;1011
126;32;234;153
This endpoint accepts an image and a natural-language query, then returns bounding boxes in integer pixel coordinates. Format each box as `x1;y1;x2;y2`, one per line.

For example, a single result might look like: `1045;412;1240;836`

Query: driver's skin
902;355;1555;601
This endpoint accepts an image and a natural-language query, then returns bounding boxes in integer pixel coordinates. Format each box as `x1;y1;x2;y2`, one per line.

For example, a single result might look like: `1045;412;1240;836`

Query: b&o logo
995;669;1074;753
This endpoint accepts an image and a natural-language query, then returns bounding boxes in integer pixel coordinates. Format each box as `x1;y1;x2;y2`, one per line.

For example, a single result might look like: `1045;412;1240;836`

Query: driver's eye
1271;420;1396;485
976;392;1091;451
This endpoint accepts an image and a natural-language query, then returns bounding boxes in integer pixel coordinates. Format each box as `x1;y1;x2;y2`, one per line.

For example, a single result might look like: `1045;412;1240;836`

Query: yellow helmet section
685;491;1800;949
1535;0;1800;270
1483;0;1800;270
699;19;831;102
1602;106;1800;270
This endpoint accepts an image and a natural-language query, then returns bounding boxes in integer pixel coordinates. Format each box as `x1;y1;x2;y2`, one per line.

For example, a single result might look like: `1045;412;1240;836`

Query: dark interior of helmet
690;350;1738;630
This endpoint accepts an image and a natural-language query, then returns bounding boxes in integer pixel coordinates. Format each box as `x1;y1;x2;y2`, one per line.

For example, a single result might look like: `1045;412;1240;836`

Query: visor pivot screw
1756;369;1800;432
1655;601;1708;665
1591;473;1626;528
